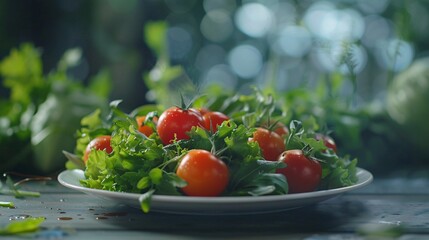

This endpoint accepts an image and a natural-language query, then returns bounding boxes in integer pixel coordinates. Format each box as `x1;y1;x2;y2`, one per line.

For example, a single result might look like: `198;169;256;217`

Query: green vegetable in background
387;57;429;160
0;43;111;174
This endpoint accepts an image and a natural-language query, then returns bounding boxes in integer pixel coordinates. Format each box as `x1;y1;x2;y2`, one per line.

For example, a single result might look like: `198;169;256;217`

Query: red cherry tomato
136;116;158;136
156;107;204;145
83;135;113;164
277;149;322;193
202;111;229;132
250;127;286;161
315;134;337;152
176;149;229;196
261;121;290;137
273;122;289;137
196;107;210;115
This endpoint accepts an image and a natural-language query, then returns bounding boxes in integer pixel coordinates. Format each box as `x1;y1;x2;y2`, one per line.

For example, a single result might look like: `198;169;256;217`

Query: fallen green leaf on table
0;201;14;208
0;176;41;198
356;223;404;238
0;217;45;235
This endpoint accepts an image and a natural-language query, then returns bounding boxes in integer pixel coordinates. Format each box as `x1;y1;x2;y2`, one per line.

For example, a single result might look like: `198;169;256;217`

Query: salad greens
68;89;357;213
0;43;111;174
75;100;289;196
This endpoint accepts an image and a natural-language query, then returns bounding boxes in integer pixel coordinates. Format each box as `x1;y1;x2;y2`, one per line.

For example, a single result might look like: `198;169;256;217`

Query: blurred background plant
1;0;429;175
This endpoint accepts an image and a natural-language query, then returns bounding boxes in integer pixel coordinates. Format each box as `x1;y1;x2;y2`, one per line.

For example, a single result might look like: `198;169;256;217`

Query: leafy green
0;44;45;106
0;201;14;208
144;21;167;59
229;160;288;196
356;223;404;238
0;217;45;235
139;189;155;213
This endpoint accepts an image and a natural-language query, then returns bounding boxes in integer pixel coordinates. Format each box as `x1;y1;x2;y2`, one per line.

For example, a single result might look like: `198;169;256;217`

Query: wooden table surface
1;171;429;240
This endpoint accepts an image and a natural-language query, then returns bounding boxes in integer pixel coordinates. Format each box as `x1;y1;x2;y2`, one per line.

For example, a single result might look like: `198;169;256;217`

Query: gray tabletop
1;171;429;240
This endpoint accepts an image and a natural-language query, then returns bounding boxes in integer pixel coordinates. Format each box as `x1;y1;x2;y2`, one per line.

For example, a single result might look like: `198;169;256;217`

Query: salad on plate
63;90;359;213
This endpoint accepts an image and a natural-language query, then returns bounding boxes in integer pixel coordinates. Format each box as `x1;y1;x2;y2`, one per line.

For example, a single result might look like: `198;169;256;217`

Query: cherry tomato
315;134;337;152
273;122;289;137
250;127;286;161
176;149;229;196
83;135;113;164
136;116;158;137
156;107;204;145
202;111;229;132
262;121;289;137
196;107;210;115
277;150;322;193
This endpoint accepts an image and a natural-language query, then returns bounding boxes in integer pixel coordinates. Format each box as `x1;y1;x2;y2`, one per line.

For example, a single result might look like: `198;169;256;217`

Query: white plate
58;168;373;215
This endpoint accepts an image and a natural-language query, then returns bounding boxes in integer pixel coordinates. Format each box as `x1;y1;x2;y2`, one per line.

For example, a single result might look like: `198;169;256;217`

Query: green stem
0;189;40;198
265;50;279;92
158;153;185;170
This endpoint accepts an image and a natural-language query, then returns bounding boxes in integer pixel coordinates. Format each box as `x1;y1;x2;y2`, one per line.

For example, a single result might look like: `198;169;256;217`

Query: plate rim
57;167;373;204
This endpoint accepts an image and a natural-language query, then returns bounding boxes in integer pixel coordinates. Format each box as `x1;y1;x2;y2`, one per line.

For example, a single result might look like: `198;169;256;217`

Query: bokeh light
195;44;226;72
357;0;389;14
304;2;365;42
376;39;414;72
235;3;274;38
273;26;312;58
148;0;425;103
200;10;233;42
271;1;297;26
228;44;263;79
361;15;392;48
203;64;238;90
203;0;236;13
167;26;193;61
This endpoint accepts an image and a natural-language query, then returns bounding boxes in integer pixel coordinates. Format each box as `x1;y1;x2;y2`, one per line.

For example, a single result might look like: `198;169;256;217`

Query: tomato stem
178;93;202;110
158;152;185;170
302;144;313;156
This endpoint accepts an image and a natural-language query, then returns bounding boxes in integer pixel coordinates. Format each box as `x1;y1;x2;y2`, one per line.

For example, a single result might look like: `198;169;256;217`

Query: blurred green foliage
0;44;111;173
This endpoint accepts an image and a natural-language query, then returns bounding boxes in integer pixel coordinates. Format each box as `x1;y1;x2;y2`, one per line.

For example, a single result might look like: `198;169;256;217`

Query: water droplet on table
9;214;31;221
